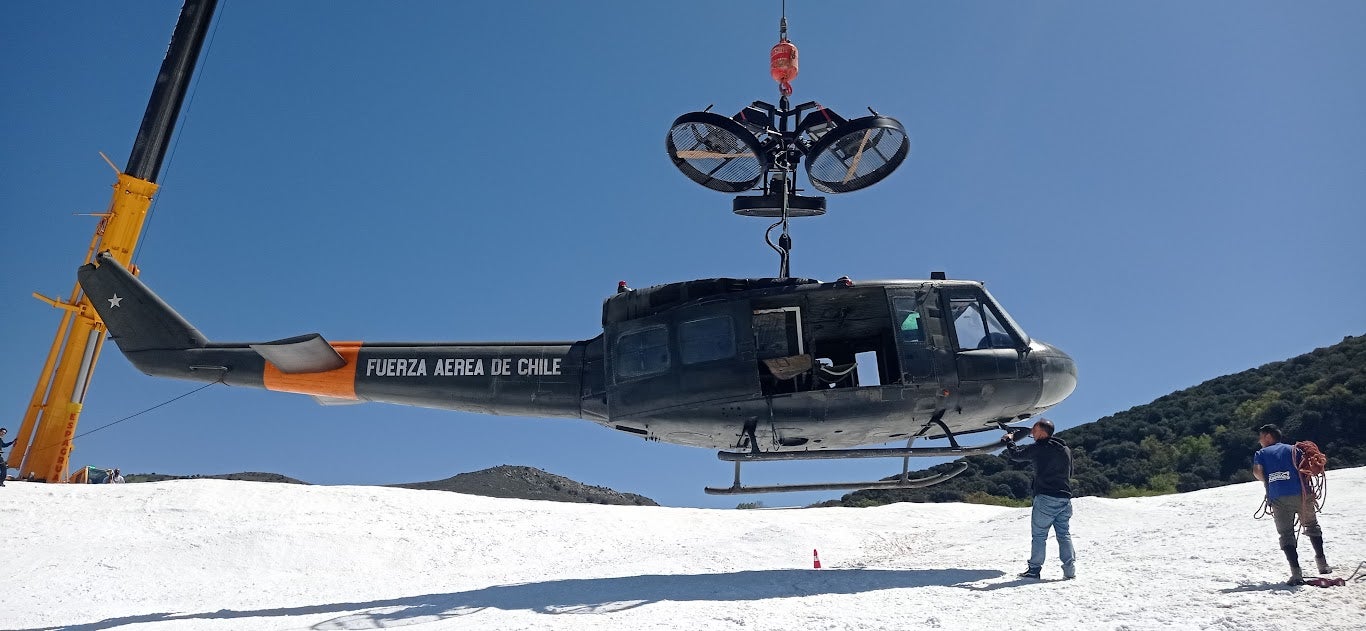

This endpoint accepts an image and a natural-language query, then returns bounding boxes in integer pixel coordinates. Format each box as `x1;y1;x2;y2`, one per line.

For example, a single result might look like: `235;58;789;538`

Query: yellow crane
7;0;219;483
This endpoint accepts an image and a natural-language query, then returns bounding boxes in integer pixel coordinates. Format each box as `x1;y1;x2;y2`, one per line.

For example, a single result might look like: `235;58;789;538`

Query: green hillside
823;334;1366;508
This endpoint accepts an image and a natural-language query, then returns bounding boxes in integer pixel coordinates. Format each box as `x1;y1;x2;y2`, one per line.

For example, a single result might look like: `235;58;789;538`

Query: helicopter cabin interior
601;278;1030;417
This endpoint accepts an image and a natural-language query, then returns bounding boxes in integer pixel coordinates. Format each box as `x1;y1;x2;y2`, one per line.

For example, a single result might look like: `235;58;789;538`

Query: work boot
1309;537;1331;574
1283;546;1303;585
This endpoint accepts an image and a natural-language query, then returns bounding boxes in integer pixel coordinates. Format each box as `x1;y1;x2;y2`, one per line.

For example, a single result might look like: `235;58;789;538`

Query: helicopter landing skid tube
703;431;1017;495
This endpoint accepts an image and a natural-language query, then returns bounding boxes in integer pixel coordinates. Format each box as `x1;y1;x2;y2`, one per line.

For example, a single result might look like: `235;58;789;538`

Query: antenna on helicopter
664;2;911;279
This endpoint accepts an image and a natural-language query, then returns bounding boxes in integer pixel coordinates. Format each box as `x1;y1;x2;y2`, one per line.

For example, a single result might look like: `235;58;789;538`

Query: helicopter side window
614;325;671;380
949;295;1015;350
892;296;925;343
680;316;736;364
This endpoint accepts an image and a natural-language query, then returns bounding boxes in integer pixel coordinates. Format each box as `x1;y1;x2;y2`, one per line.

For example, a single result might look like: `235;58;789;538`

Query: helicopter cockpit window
614;325;671;380
680;316;736;364
949;292;1016;350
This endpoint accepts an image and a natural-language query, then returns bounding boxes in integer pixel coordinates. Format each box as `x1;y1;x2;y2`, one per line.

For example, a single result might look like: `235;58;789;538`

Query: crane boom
7;0;219;482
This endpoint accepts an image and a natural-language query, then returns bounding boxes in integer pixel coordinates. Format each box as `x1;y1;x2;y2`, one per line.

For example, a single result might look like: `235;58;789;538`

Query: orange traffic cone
813;549;822;569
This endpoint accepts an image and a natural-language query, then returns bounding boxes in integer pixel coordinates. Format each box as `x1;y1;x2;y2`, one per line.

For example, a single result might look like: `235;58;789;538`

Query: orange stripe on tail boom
262;341;362;399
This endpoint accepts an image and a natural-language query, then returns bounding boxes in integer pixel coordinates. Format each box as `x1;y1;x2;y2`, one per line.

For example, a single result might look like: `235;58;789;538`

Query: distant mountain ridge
125;471;308;485
823;333;1366;508
389;465;658;506
124;465;658;506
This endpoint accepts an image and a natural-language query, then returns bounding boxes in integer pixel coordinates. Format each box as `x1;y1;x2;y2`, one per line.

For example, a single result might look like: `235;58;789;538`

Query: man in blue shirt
1252;424;1330;585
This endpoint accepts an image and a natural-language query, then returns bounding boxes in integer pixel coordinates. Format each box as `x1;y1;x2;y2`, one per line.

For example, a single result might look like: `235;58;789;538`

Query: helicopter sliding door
753;307;807;394
888;287;940;384
605;300;758;419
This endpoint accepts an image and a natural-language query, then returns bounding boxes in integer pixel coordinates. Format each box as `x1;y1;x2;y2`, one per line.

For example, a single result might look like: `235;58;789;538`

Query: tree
832;335;1366;508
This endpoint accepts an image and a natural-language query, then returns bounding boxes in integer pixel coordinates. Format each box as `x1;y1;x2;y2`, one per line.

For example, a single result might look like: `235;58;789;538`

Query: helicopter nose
1035;341;1077;408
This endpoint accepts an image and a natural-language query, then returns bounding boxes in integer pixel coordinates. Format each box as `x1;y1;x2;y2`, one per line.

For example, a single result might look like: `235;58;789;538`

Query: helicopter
74;27;1076;495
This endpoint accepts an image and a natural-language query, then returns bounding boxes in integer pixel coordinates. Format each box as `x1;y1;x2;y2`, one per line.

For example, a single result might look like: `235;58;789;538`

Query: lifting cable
133;0;230;267
18;378;221;464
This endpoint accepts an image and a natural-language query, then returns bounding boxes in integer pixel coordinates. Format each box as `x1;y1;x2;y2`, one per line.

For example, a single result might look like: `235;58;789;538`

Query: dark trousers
1270;494;1321;550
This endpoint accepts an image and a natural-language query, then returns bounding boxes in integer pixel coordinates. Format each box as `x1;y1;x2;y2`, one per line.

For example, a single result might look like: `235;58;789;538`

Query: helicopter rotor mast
664;5;911;279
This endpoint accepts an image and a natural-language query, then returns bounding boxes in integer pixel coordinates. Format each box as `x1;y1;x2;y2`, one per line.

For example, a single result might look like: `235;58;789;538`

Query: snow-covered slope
5;468;1364;630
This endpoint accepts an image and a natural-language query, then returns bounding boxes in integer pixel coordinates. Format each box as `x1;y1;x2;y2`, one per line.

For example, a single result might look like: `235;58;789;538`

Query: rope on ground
1346;561;1366;584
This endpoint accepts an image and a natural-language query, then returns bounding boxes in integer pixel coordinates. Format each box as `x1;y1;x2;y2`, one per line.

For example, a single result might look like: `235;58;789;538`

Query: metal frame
11;0;220;482
705;423;1022;495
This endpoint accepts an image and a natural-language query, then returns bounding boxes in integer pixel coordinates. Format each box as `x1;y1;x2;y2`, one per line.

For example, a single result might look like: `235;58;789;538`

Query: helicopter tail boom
77;252;587;418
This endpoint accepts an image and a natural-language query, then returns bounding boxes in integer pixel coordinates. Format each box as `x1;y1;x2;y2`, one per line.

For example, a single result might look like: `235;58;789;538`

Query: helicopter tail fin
78;252;209;353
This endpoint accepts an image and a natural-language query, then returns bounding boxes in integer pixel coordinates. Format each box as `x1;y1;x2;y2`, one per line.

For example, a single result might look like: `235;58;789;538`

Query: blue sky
3;1;1363;508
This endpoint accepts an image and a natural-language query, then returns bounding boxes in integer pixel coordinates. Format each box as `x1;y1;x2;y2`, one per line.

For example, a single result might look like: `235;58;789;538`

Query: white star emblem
108;294;123;308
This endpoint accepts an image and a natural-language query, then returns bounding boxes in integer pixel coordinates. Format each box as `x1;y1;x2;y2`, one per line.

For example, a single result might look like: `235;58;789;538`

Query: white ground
4;468;1364;631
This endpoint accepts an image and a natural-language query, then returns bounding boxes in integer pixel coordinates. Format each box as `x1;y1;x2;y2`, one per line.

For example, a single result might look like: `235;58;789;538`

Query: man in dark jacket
0;427;15;487
1003;419;1075;580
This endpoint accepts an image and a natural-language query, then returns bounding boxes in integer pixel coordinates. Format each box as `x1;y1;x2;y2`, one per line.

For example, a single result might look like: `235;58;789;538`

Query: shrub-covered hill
822;333;1366;507
389;465;658;506
125;471;308;484
123;466;657;505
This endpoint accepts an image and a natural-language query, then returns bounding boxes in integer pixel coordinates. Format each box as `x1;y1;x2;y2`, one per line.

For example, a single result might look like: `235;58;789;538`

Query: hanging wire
134;0;231;267
779;172;791;279
19;379;222;461
780;0;788;40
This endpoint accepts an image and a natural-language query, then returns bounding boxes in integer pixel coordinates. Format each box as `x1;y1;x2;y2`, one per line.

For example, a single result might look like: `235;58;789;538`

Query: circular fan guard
666;112;768;193
804;116;909;194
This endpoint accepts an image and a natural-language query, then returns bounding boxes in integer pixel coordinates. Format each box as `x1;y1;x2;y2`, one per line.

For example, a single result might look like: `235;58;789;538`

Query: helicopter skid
716;439;1011;462
704;462;969;495
705;426;1017;494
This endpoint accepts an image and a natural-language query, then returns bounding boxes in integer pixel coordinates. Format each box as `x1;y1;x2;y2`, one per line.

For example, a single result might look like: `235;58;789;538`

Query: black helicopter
76;53;1076;495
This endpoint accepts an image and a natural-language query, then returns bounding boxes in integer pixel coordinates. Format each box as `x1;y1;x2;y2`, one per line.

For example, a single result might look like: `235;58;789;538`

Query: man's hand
1001;427;1030;443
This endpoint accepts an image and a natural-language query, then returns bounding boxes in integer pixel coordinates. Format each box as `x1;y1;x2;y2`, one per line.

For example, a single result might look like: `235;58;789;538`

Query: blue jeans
1029;494;1075;576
